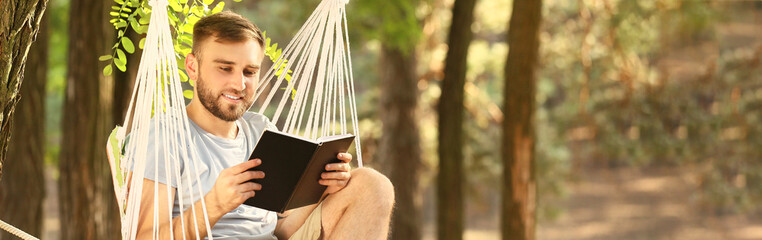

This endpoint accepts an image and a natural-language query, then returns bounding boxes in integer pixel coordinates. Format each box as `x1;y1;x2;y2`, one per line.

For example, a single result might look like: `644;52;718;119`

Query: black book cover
243;129;355;213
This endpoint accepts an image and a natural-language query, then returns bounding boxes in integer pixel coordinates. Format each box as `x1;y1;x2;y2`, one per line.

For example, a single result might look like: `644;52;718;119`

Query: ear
186;53;199;80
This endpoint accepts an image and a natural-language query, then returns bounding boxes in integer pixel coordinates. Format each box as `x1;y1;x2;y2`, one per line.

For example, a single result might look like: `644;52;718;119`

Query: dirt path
422;166;762;240
538;167;762;240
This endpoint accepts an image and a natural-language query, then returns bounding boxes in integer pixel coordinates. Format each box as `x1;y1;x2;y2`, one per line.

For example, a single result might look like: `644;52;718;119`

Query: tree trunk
0;0;49;180
502;0;542;240
378;47;422;240
0;6;49;238
58;0;120;238
437;0;477;239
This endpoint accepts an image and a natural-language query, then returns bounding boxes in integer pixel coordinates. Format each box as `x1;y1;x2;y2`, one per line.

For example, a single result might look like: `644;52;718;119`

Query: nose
231;72;246;91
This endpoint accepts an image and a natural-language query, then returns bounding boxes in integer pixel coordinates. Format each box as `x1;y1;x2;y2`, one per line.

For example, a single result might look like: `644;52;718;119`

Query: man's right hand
208;159;265;214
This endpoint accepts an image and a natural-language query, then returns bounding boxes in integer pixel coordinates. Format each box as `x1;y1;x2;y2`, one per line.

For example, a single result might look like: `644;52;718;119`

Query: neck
187;100;238;139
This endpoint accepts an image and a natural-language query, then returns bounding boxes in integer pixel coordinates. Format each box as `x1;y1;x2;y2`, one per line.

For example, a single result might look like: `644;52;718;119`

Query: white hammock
106;0;362;239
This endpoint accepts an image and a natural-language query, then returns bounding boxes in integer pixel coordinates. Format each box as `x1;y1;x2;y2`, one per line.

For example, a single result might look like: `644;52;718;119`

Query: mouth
222;93;243;102
223;94;241;99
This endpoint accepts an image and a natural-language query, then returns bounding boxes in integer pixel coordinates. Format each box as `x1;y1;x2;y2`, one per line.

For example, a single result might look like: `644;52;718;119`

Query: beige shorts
288;202;323;240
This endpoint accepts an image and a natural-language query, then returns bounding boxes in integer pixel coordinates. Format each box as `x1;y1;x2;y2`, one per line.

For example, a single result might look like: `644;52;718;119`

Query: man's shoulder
240;111;270;124
239;111;276;131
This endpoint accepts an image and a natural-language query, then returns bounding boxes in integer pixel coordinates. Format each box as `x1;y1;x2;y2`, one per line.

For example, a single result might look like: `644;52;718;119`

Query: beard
196;73;254;122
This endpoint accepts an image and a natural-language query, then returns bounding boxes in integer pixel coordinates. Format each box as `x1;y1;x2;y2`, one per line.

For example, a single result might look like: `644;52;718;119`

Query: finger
321;171;351;180
336;153;352;163
236;170;265;183
229;159;261;174
239;182;262;192
319;179;347;187
325;163;351;172
241;190;256;200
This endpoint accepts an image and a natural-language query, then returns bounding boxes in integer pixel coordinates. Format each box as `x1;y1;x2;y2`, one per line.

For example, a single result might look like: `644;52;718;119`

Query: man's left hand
320;153;352;194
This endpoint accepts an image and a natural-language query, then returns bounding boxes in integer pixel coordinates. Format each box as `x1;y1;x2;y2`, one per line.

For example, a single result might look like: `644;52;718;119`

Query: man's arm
135;159;265;239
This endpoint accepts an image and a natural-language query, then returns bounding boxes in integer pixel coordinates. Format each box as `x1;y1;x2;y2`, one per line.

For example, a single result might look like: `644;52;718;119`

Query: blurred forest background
0;0;761;239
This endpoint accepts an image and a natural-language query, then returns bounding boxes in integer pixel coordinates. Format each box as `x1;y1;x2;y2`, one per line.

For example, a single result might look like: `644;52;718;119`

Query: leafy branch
101;0;292;101
263;31;296;99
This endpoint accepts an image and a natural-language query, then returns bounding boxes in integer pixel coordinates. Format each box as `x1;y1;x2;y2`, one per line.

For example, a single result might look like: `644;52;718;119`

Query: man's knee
349;168;395;207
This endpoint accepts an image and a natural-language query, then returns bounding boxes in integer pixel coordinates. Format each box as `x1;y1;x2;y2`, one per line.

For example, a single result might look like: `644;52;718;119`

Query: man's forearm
139;194;226;239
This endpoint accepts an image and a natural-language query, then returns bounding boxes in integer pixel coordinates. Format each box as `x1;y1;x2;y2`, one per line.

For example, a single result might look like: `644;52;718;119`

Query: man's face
191;38;264;122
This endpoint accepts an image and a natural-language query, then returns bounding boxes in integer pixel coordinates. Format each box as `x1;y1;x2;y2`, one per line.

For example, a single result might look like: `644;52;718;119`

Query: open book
243;129;355;213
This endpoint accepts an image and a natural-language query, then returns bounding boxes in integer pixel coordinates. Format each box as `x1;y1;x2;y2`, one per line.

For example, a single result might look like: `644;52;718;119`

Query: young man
136;12;394;239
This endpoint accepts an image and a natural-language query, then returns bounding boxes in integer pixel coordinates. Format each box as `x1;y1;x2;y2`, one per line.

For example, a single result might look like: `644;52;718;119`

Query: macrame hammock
105;0;361;239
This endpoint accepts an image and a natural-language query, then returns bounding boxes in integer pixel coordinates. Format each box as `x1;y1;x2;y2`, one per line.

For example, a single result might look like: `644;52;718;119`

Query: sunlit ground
421;166;762;240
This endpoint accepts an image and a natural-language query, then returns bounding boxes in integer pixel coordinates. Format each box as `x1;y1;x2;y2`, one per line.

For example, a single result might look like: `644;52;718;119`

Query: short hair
191;11;265;60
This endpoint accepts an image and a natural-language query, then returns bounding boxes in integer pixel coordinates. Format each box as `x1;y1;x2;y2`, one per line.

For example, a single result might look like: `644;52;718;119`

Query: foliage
262;31;296;99
99;0;290;100
100;0;235;78
540;0;762;214
347;0;421;54
45;0;71;168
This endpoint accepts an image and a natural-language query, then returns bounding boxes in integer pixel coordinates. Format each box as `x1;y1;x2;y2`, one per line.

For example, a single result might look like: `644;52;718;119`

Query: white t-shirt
142;112;278;240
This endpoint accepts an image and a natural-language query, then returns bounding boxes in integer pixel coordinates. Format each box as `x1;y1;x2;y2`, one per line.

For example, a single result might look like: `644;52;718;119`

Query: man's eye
220;67;232;72
244;70;257;76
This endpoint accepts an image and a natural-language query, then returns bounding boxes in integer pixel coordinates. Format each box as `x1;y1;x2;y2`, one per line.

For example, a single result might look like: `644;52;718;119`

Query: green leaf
181;23;194;33
115;21;128;29
122;37;135;54
139;16;150;24
120;13;129;18
180;47;192;56
203;0;214;5
116;48;127;64
139;37;146;49
169;0;182;12
189;78;195;87
179;70;188;82
112;6;121;11
234;0;242;2
168;13;179;24
177;57;186;70
179;0;188;4
211;2;225;14
136;25;148;34
115;0;125;4
110;18;119;23
187;15;200;25
183;90;194;99
121;7;132;13
190;7;202;17
103;65;113;76
115;60;127;72
99;55;113;61
109;11;120;17
136;7;146;17
129;18;139;30
114;58;127;72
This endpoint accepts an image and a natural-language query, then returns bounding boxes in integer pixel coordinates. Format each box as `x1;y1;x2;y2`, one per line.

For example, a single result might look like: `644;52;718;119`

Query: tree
0;5;49;238
58;0;120;238
0;0;49;180
437;0;477;239
502;0;542;240
358;1;423;239
379;46;422;240
347;0;423;238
